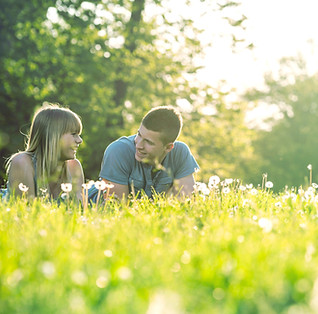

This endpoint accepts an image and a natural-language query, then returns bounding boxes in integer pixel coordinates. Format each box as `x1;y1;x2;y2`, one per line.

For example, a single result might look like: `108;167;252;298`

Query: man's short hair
141;106;183;144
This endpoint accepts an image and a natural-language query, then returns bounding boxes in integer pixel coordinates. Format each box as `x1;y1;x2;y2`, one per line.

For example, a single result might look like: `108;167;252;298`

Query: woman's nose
76;135;83;144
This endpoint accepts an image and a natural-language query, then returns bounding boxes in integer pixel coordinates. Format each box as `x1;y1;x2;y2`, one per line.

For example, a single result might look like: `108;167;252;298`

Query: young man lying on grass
88;106;199;201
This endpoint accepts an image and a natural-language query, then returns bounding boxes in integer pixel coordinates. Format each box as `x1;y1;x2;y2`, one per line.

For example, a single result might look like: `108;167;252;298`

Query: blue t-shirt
89;135;199;200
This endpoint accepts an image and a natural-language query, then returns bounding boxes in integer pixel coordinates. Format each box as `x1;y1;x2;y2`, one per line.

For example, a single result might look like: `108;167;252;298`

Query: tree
179;84;257;184
245;57;318;190
0;0;247;185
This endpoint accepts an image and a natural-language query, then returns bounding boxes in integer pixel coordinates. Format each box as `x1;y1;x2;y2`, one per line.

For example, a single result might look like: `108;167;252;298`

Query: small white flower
312;183;318;189
195;182;210;195
298;188;304;195
208;175;220;187
61;183;72;192
250;188;258;195
307;164;312;170
105;183;114;189
18;183;29;192
117;266;132;280
222;187;230;194
246;183;253;189
239;185;246;191
40;261;56;279
265;181;273;189
258;218;273;233
225;178;234;185
96;270;110;288
82;180;95;190
103;250;113;257
95;180;107;191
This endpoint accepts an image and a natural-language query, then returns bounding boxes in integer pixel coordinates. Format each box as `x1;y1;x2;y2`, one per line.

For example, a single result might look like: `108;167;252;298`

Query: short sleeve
171;142;199;179
99;139;134;185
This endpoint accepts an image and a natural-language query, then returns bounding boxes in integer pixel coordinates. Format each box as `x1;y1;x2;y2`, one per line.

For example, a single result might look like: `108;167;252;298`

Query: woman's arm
67;159;84;202
7;153;36;198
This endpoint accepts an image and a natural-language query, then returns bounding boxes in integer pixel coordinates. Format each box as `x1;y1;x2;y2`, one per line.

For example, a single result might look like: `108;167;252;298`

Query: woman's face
59;132;82;161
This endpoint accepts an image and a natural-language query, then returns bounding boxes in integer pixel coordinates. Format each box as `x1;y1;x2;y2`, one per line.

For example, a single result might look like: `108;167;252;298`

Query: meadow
1;178;318;314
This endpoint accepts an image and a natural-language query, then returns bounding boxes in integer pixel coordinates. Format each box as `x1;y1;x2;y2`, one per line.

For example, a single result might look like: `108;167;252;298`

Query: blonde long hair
6;103;82;191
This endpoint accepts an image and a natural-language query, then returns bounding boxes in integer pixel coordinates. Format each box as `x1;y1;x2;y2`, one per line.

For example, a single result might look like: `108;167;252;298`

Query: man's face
134;124;173;165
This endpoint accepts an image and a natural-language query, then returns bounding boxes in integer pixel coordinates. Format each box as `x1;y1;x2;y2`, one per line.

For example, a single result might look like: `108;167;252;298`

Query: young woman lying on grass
5;103;84;201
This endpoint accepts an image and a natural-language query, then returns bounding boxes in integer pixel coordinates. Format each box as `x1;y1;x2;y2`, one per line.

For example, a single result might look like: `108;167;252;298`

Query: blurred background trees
245;57;318;190
1;0;316;191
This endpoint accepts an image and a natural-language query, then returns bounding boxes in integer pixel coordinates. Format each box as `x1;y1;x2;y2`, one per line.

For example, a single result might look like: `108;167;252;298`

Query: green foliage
245;57;318;190
180;87;258;184
1;184;318;313
0;0;249;187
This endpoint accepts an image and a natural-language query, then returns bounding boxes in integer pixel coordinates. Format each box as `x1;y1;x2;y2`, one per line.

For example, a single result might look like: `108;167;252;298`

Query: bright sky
195;0;318;93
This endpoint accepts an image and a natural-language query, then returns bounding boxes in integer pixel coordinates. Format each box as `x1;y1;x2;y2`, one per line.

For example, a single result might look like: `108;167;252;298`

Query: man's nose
135;137;143;149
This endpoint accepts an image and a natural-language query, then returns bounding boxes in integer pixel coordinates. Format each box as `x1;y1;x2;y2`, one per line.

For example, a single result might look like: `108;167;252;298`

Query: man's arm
102;178;129;200
171;173;195;197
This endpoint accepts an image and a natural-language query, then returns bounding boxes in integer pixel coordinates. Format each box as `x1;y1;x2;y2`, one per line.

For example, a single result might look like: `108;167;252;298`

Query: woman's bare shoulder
66;158;83;175
10;152;33;167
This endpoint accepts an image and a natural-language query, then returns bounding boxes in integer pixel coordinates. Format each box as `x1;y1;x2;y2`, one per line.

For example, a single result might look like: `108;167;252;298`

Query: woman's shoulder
10;152;33;167
66;158;83;175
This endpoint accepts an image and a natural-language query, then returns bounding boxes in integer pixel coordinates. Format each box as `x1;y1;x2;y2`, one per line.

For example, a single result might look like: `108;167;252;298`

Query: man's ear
165;142;174;153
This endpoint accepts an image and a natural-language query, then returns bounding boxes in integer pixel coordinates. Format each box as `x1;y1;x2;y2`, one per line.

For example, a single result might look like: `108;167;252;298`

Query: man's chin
135;153;143;162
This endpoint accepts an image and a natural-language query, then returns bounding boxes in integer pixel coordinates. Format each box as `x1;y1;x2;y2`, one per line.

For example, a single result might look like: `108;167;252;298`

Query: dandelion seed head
237;235;245;243
147;289;182;314
96;276;109;288
117;266;132;280
69;293;86;311
18;183;29;192
208;175;220;186
307;187;315;193
180;251;191;264
71;271;88;285
213;288;225;300
6;269;24;287
242;199;250;207
153;237;162;245
103;249;113;257
250;188;258;195
38;229;47;237
265;181;273;189
95;180;107;191
222;187;230;194
40;261;56;279
313;183;318;189
239;185;246;191
308;164;312;170
61;183;72;192
225;178;234;185
96;270;110;288
105;183;114;189
258;218;273;233
83;180;95;190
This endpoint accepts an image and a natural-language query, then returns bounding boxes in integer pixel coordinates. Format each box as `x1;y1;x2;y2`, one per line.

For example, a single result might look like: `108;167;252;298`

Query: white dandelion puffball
61;183;72;192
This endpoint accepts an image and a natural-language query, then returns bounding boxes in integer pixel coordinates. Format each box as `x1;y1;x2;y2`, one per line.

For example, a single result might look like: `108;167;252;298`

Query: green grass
1;186;318;313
